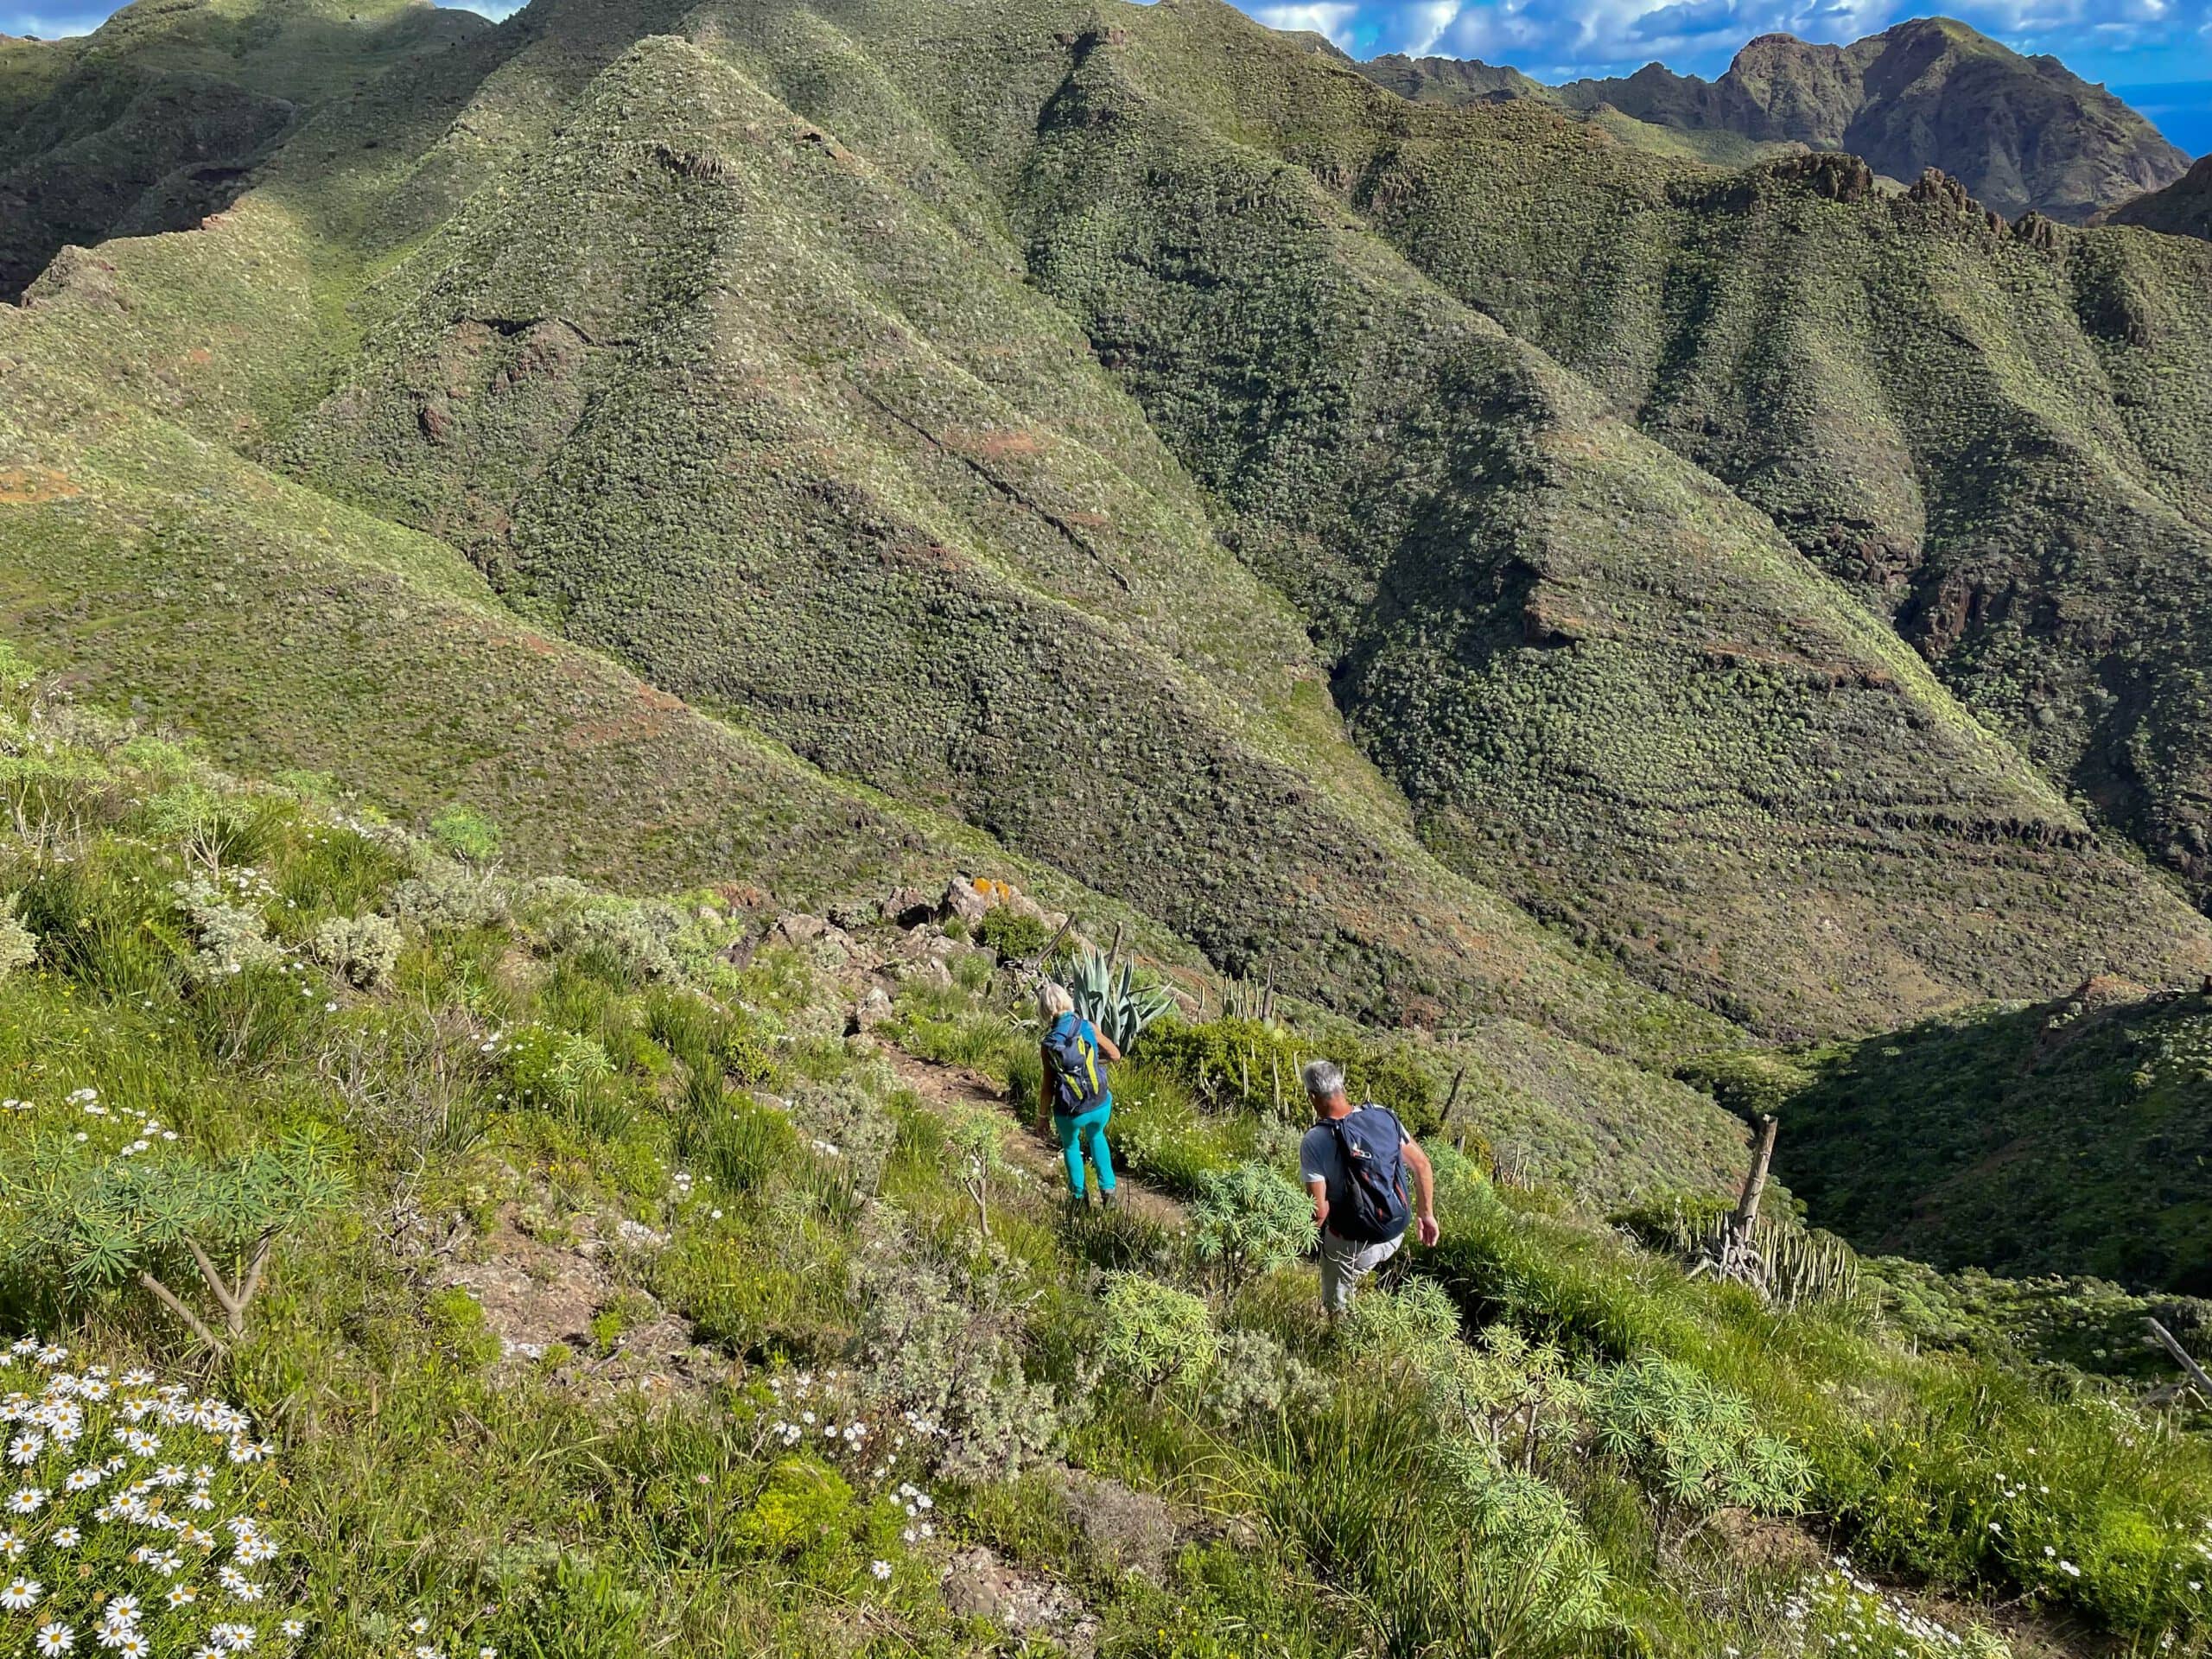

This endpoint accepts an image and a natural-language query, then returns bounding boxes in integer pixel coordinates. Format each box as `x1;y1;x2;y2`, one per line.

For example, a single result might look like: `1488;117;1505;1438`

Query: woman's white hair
1037;981;1075;1020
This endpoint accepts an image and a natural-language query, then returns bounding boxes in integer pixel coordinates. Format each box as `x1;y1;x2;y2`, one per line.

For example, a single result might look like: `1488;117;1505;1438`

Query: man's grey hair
1301;1059;1345;1100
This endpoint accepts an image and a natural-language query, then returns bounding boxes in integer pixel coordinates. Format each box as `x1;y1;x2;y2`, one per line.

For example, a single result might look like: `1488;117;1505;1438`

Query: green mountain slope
3;0;2210;1058
1775;978;2212;1293
0;0;488;301
998;0;2212;1032
1244;51;2212;931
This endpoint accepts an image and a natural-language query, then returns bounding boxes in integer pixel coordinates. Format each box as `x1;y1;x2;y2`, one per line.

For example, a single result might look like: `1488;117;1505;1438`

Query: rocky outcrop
2105;154;2212;242
1363;17;2189;222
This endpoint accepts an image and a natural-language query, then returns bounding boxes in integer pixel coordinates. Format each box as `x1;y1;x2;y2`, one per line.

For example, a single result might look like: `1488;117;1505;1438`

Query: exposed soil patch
431;1205;719;1404
940;1545;1099;1657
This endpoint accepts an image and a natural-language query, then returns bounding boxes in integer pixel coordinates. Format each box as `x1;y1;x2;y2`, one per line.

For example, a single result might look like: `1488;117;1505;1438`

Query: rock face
2105;154;2212;241
1364;18;2190;222
1359;53;1547;105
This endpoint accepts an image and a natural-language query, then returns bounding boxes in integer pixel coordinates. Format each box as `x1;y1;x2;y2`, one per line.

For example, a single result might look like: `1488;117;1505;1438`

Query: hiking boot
1096;1186;1120;1210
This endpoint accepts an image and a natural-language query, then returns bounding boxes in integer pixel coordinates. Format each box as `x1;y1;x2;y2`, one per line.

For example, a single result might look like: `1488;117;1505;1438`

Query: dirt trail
881;1047;1187;1229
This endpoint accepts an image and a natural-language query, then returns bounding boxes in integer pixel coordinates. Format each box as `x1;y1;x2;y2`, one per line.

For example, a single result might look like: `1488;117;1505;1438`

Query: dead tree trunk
2148;1318;2212;1401
1730;1115;1779;1241
1694;1115;1779;1290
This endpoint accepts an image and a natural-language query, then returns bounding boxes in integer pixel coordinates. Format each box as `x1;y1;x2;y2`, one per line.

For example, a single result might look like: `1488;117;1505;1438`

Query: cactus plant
1061;944;1177;1052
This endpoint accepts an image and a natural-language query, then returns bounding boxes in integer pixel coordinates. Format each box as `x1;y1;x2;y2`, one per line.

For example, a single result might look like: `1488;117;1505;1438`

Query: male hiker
1299;1059;1439;1313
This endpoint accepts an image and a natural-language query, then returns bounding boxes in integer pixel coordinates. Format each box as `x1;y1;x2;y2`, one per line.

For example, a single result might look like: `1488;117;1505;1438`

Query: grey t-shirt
1300;1105;1407;1228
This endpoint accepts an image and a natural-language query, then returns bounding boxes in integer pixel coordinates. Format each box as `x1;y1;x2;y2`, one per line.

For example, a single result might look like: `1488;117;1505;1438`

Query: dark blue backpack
1327;1107;1410;1243
1043;1013;1109;1115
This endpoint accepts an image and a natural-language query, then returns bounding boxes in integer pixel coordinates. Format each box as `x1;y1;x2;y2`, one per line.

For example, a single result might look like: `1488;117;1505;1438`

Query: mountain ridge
1356;15;2192;222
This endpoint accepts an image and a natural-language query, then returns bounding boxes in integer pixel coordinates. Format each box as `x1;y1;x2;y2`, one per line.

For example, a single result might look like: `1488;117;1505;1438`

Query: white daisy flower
34;1621;75;1656
2;1576;43;1611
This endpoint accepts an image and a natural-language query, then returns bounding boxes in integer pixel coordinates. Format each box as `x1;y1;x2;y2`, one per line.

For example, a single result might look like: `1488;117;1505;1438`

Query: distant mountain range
1358;16;2194;223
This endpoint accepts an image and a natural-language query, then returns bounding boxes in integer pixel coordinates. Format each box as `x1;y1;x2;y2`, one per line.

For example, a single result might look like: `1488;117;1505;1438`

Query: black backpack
1042;1012;1109;1114
1326;1107;1411;1243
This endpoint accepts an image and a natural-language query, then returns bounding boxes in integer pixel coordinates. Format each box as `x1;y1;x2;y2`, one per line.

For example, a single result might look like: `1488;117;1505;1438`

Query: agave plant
1061;944;1177;1052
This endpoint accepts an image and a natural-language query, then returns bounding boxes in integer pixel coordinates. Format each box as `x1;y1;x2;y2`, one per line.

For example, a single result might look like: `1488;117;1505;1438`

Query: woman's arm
1037;1046;1055;1129
1096;1032;1122;1063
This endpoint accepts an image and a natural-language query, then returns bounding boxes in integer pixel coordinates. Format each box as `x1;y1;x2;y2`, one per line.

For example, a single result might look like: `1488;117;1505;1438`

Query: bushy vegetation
5;0;2212;1649
1773;988;2212;1291
9;667;2211;1655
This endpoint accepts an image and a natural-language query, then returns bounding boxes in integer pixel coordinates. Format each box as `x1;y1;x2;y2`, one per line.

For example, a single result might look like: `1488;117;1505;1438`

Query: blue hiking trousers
1052;1097;1116;1198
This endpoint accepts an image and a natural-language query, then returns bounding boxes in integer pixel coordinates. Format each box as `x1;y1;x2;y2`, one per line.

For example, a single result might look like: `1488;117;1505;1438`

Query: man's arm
1402;1140;1440;1247
1306;1176;1330;1233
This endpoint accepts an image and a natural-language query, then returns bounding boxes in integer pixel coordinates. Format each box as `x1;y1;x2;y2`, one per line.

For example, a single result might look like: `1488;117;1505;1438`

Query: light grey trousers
1319;1230;1402;1312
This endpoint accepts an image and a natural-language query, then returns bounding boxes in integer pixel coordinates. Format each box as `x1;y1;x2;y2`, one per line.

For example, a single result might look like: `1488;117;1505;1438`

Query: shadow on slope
1777;979;2212;1293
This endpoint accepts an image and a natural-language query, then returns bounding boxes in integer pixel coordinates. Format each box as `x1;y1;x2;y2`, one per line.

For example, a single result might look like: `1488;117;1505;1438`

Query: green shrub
738;1456;861;1564
1101;1272;1217;1399
429;803;501;863
976;905;1052;961
171;870;283;980
538;894;682;984
1108;1064;1247;1196
1206;1326;1322;1426
391;858;510;931
310;910;404;989
948;1104;1014;1236
849;1223;1060;1483
1192;1160;1318;1300
1;1121;351;1344
425;1285;503;1370
1585;1355;1812;1549
1435;1439;1612;1644
1141;1016;1440;1130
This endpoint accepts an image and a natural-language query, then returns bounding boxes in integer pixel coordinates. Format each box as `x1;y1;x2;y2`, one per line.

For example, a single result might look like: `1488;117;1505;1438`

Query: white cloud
1402;0;1465;50
1249;1;1363;41
1262;0;2212;78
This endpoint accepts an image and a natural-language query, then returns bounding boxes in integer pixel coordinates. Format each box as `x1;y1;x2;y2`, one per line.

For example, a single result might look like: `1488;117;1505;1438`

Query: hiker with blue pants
1298;1059;1439;1313
1036;982;1122;1208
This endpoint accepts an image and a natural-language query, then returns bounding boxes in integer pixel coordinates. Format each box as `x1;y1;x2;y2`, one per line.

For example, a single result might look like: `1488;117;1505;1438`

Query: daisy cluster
5;1090;181;1157
760;1370;940;1541
1778;1560;2009;1658
1979;1449;2212;1613
0;1338;303;1658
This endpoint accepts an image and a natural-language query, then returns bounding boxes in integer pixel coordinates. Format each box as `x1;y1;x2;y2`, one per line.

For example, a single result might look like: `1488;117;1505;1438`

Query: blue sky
5;0;2207;152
